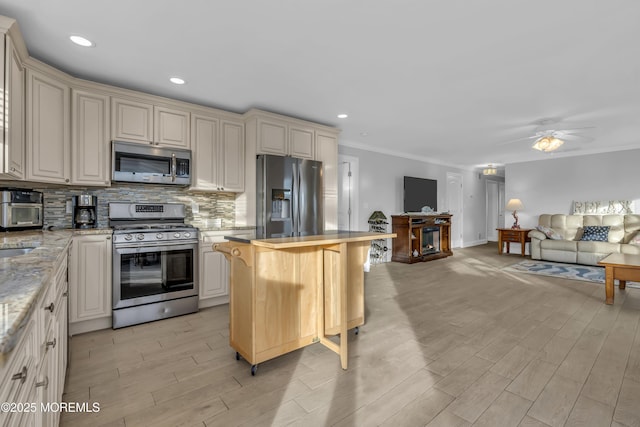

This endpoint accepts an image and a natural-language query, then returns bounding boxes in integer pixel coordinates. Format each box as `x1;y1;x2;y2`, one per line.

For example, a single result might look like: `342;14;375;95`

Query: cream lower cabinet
0;248;68;427
0;33;26;180
0;316;37;427
34;253;68;427
191;113;245;192
26;67;71;184
199;231;246;308
69;234;112;334
71;88;111;186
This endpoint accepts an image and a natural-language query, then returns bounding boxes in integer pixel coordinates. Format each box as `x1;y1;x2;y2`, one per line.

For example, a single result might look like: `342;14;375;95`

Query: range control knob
136;233;145;241
124;234;133;241
156;233;163;239
183;232;191;238
174;232;181;238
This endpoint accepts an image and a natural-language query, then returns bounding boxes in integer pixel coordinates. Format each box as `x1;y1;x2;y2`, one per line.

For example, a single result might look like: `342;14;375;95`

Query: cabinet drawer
0;320;36;405
501;231;522;241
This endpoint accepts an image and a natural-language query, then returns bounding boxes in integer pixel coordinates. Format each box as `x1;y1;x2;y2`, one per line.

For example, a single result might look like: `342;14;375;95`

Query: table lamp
506;198;524;229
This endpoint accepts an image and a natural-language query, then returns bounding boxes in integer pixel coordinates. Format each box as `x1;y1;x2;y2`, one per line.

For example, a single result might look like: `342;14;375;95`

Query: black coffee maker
72;195;97;228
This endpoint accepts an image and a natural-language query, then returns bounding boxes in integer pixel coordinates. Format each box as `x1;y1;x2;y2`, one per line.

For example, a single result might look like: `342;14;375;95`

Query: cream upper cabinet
256;117;287;155
316;130;339;231
191;113;244;192
154;105;190;148
71;88;111;186
26;68;71;184
69;234;112;325
289;125;315;159
253;113;315;159
220;119;245;192
0;34;25;180
112;97;190;148
191;113;219;191
111;97;153;143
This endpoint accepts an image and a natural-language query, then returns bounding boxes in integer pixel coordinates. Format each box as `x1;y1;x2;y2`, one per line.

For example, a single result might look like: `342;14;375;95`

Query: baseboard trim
462;239;488;248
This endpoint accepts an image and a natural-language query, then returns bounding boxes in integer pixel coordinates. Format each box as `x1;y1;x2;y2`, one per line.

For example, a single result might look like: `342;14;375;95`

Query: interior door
446;172;463;248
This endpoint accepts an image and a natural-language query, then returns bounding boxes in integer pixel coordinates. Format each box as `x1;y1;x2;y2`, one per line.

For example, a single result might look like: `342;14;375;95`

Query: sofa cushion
580;225;610;242
621;244;640;255
608;226;625;243
536;225;563;240
624;215;640;243
541;239;577;251
629;231;640;245
576;240;620;254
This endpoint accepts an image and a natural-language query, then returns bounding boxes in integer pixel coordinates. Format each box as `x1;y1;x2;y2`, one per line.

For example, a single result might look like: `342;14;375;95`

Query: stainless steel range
109;202;198;329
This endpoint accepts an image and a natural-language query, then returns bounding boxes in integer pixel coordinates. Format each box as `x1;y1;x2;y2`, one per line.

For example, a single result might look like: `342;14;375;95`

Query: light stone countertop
0;228;113;361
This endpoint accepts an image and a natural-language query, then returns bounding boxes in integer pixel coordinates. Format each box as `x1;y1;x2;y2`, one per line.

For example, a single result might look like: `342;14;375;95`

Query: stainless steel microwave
112;141;191;186
0;189;43;230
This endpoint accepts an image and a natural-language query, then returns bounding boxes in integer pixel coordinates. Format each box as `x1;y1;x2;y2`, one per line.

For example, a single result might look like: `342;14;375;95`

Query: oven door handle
113;242;198;253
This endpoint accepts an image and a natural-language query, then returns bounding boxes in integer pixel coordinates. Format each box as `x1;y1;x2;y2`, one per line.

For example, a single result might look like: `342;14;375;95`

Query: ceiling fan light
483;165;497;175
533;136;564;152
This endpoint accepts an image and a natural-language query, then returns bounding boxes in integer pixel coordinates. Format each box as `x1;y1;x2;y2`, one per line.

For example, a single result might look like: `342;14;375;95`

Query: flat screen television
404;176;437;213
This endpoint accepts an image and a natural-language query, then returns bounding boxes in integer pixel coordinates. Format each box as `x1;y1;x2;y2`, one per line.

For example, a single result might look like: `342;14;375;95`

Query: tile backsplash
31;183;236;229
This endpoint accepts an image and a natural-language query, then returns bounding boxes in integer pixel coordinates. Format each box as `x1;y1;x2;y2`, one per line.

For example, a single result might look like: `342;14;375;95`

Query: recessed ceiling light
337;114;348;119
169;77;186;85
360;132;369;137
69;35;94;47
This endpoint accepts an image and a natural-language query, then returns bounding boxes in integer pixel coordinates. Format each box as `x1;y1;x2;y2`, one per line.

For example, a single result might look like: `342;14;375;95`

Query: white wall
505;148;640;229
338;145;493;246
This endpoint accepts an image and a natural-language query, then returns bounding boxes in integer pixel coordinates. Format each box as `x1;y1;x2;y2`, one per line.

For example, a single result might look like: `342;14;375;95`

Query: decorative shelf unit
391;214;453;263
368;211;389;264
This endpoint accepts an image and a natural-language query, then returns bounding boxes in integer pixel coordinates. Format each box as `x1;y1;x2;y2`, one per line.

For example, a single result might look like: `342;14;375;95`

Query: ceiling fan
501;125;595;153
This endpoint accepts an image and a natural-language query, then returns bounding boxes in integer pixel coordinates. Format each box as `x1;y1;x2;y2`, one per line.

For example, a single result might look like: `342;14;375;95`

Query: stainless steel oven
110;203;199;328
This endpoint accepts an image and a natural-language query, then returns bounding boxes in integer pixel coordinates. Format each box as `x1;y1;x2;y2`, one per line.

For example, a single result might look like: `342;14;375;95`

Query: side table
497;228;532;256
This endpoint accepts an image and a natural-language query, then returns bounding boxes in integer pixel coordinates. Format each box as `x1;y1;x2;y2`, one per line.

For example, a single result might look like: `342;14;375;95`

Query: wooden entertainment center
391;214;453;263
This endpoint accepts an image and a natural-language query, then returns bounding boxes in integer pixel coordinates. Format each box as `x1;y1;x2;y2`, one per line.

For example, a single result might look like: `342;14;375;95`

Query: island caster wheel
235;352;240;361
354;326;359;335
251;364;258;376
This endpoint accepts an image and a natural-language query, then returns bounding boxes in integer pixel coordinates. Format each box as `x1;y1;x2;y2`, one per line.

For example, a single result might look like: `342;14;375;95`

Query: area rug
504;260;640;288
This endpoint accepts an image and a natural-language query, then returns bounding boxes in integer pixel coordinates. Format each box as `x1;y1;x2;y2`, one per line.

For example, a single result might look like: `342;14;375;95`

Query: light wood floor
61;244;640;427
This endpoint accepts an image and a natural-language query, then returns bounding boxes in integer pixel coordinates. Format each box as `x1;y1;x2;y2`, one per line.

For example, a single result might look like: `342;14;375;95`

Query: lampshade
532;136;564;152
506;198;524;211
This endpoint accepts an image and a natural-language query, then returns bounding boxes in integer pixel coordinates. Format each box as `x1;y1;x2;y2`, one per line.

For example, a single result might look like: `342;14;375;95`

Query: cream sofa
528;214;640;265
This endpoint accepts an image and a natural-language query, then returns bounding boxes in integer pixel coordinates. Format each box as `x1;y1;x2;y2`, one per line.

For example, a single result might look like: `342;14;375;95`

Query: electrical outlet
66;200;72;214
191;202;199;214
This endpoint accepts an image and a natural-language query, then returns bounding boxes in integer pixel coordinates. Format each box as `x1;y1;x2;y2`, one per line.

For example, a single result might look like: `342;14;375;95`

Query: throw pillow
536;225;563;240
629;232;640;245
580;225;610;242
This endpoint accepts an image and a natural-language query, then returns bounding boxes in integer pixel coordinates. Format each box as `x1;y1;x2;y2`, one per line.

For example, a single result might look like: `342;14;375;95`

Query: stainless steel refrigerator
257;154;324;238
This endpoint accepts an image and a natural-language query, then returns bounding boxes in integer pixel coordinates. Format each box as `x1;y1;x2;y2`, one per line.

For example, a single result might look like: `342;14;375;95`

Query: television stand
391;214;453;263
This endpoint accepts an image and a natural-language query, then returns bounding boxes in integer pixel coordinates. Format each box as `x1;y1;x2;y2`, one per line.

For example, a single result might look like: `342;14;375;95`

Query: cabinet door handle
65;179;70;183
45;302;54;313
63;291;68;297
46;338;57;350
106;236;111;240
11;366;27;384
36;376;49;389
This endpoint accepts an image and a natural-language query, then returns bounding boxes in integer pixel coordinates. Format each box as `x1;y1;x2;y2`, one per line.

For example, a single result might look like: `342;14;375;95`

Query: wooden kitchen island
214;231;395;374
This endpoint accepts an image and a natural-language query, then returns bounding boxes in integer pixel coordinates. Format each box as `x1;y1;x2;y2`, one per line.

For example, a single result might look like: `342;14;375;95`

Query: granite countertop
0;228;112;362
192;225;256;233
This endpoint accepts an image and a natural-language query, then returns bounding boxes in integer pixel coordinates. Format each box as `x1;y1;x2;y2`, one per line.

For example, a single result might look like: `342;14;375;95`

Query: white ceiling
2;0;640;170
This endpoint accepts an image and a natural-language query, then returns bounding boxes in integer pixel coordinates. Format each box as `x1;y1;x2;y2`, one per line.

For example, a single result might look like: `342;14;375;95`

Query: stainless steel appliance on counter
109;202;198;329
0;189;43;231
112;140;191;185
72;194;98;229
256;154;323;238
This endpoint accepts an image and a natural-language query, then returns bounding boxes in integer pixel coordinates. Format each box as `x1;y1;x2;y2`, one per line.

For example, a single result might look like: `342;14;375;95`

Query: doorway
486;180;505;241
338;155;359;231
446;172;463;248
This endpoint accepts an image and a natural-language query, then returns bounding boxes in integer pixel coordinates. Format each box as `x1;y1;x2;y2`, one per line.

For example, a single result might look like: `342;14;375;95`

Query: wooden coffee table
598;253;640;304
